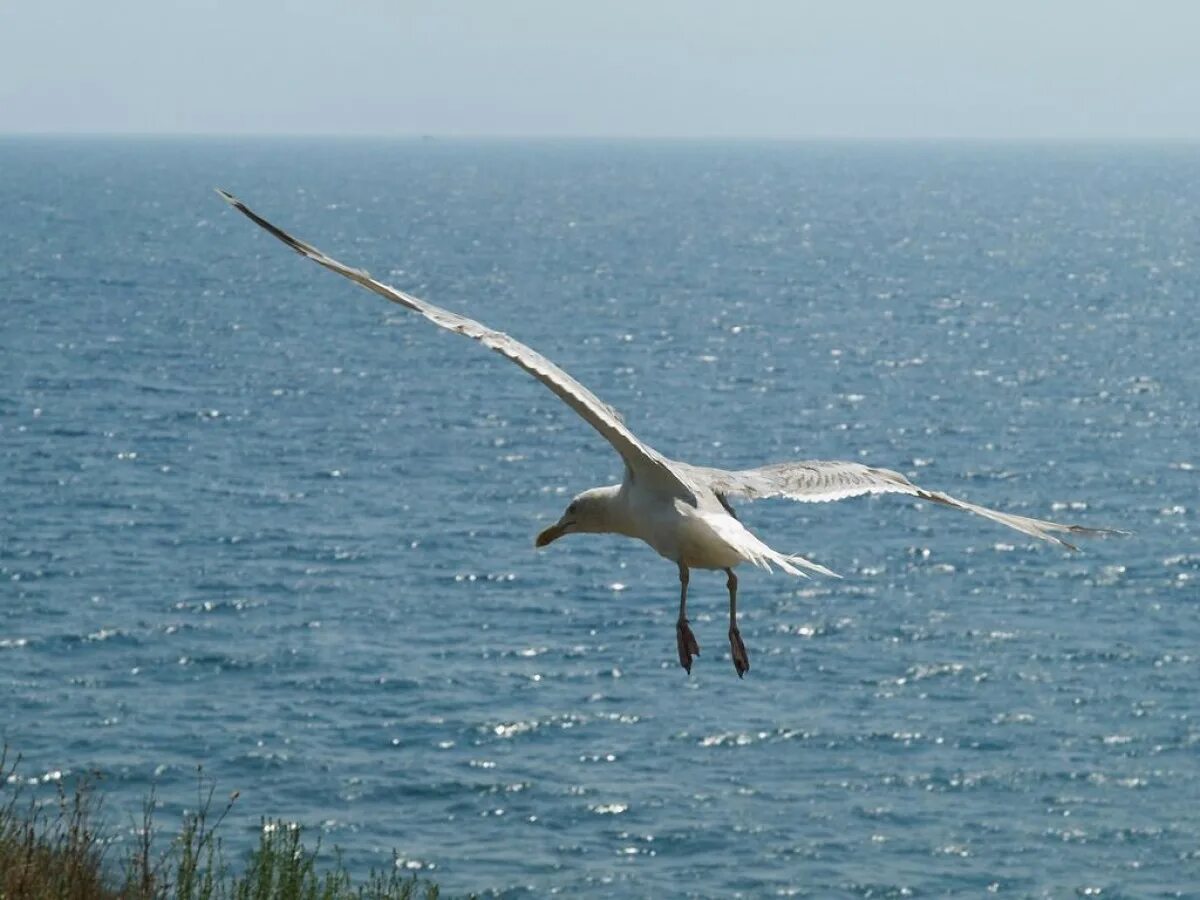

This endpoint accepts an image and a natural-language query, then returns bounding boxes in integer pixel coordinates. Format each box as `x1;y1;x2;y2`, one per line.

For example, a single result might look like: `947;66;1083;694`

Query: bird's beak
535;520;570;548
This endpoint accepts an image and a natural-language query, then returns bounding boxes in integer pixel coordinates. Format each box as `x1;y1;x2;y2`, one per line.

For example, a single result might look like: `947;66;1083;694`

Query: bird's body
620;485;766;573
219;189;1122;677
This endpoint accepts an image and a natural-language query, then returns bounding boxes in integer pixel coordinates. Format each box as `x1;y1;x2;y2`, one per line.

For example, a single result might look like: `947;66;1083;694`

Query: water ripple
2;139;1197;897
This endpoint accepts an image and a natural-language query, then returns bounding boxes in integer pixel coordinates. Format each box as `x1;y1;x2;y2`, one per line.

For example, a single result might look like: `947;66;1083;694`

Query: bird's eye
567;502;578;514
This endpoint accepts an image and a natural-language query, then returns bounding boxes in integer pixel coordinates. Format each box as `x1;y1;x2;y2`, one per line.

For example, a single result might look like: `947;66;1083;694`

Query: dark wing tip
1066;525;1132;538
214;188;317;259
1059;524;1129;552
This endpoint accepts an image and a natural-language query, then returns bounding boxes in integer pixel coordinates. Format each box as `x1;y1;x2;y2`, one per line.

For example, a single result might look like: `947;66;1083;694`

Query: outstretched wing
217;190;695;499
687;459;1123;551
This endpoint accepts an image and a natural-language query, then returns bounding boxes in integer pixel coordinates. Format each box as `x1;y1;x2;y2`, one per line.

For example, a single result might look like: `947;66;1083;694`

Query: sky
2;0;1198;139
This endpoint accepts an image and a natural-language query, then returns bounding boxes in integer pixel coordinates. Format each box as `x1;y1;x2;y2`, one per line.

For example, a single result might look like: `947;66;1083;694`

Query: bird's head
535;487;617;548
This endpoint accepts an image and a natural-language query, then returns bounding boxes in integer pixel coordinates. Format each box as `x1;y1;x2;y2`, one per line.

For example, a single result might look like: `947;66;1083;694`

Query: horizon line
2;131;1200;145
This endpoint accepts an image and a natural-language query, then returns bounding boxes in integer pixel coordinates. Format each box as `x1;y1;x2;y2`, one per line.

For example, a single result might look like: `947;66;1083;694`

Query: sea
1;138;1197;897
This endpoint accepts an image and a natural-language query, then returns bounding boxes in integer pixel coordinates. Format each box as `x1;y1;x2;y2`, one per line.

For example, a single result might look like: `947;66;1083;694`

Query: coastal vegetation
0;748;441;900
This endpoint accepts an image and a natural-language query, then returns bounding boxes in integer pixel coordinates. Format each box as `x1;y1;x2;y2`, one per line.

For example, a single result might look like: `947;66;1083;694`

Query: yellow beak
535;521;569;548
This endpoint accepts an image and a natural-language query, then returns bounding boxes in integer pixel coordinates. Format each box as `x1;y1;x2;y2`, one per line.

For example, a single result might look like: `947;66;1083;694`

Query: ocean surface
1;138;1198;897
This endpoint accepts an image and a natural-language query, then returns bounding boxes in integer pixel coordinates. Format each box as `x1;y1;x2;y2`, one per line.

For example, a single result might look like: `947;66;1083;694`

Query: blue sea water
1;138;1198;897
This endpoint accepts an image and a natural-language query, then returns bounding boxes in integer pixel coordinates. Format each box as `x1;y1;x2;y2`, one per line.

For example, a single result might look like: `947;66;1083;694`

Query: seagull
218;189;1121;678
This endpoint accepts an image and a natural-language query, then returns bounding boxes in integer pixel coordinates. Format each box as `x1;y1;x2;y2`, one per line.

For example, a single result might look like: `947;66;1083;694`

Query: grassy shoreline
0;748;443;900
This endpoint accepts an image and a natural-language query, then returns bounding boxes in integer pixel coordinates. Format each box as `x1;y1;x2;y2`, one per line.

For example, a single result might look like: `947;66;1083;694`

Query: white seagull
218;190;1121;678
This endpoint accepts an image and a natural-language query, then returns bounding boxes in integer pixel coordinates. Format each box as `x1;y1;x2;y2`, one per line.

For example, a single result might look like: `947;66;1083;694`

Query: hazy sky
2;0;1197;139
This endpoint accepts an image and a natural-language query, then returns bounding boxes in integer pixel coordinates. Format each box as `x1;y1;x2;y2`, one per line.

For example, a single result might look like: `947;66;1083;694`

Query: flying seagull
217;189;1121;678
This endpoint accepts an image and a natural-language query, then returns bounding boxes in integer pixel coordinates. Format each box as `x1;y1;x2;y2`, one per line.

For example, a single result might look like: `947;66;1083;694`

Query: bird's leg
726;568;749;677
676;562;700;673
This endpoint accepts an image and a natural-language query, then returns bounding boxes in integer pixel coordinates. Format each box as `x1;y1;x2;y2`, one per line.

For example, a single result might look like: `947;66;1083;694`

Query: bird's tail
751;544;840;579
707;511;840;579
782;552;841;579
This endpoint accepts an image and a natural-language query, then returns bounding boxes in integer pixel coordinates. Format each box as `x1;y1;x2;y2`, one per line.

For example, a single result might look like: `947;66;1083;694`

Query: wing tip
1055;524;1130;551
214;187;240;207
215;187;319;261
1067;525;1131;537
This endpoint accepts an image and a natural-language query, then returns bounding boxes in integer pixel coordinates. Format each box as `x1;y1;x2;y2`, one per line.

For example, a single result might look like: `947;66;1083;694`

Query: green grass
1;747;443;900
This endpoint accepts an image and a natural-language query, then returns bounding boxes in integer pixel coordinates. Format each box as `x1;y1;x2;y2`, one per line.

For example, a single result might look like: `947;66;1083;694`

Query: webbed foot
676;618;701;673
729;626;750;678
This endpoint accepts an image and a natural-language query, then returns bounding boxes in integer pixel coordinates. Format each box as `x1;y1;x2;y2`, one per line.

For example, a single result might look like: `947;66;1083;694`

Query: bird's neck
597;483;644;539
589;484;636;537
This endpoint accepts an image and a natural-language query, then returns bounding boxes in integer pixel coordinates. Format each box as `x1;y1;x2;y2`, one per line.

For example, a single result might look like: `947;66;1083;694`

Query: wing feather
217;190;694;498
689;459;1123;551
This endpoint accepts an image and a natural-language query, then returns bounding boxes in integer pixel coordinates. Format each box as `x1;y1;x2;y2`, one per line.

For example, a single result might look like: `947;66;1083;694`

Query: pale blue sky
2;0;1197;138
